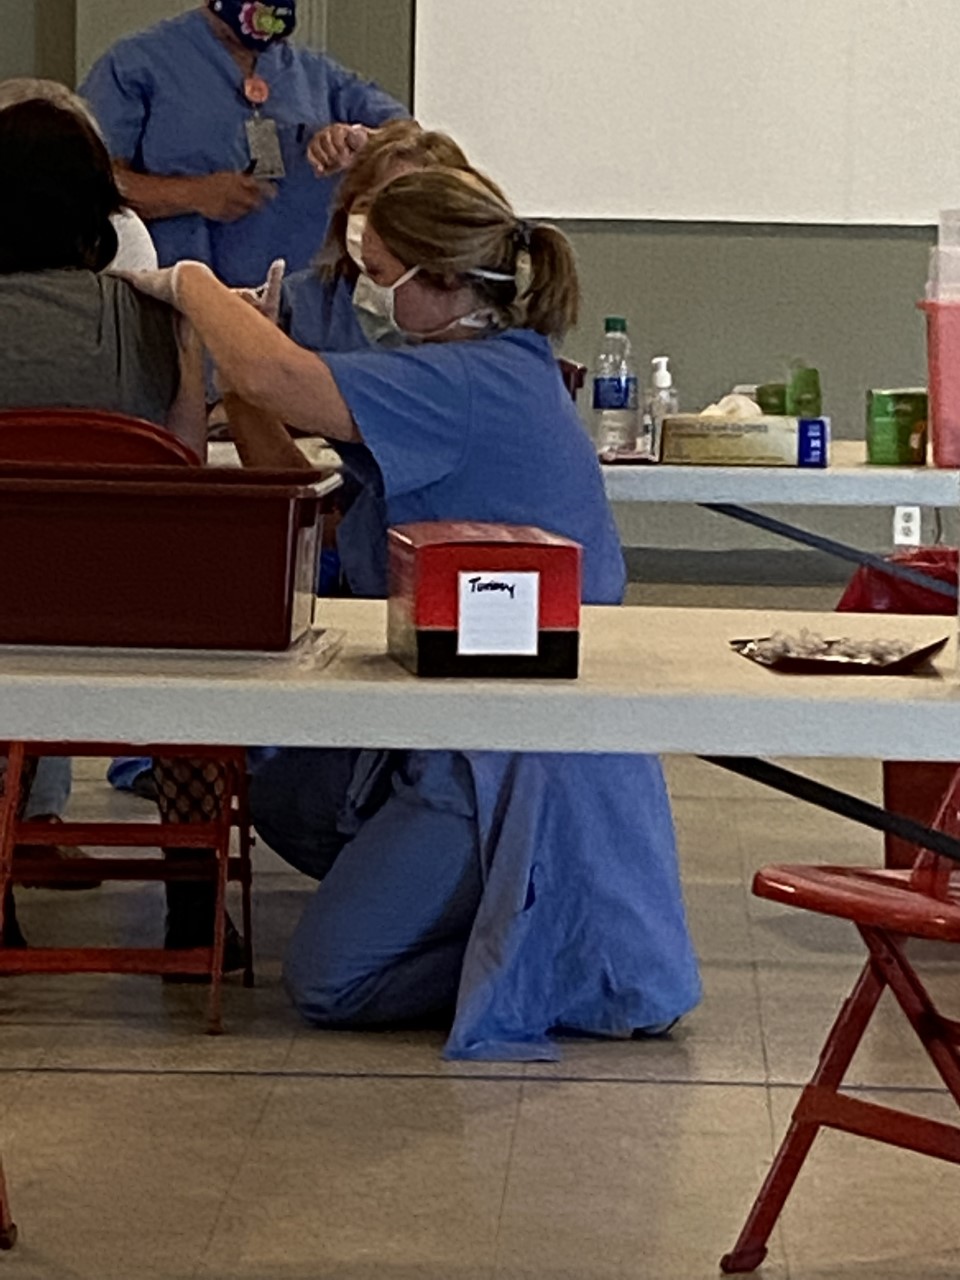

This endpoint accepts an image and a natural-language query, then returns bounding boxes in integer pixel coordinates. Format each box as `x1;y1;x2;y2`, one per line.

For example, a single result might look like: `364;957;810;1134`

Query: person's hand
194;171;276;222
234;258;286;325
307;123;371;176
117;261;214;309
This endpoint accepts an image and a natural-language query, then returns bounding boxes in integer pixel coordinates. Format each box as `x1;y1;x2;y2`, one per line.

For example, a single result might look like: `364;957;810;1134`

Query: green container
866;389;928;465
786;365;823;418
756;382;787;414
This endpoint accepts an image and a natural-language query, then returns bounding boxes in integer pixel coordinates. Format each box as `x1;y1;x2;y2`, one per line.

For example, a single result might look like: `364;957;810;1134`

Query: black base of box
394;629;580;679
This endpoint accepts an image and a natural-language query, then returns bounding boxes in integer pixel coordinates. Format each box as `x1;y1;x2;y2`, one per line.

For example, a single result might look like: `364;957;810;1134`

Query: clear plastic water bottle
593;316;639;455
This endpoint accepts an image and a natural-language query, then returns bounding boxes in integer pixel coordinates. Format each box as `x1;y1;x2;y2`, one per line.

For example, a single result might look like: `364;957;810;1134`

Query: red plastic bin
0;462;337;651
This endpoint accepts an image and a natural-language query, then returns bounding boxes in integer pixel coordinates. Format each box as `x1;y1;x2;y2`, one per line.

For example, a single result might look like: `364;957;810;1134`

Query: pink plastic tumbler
919;300;960;466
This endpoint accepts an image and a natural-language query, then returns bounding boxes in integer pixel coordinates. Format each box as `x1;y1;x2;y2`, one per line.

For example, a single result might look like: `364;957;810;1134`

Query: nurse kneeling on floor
125;168;702;1060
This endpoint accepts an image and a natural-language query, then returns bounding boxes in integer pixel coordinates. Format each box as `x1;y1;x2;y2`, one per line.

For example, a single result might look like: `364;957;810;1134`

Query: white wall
417;0;960;226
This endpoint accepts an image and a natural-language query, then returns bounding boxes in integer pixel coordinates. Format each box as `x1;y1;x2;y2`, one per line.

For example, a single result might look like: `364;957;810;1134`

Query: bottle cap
652;356;672;388
604;316;627;333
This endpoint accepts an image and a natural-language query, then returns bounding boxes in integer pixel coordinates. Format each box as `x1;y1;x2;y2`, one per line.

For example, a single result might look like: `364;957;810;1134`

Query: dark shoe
1;892;26;949
632;1017;680;1039
130;772;159;803
162;915;246;983
15;818;102;891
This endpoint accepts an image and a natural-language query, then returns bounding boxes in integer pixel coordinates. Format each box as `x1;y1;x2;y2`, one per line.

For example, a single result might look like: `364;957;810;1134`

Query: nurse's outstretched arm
130;262;361;444
164;318;209;462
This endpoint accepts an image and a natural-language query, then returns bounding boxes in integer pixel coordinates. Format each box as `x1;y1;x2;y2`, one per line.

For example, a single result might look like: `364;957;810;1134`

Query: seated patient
0;79;169;843
0;82;205;945
127;167;703;1058
0;84;205;454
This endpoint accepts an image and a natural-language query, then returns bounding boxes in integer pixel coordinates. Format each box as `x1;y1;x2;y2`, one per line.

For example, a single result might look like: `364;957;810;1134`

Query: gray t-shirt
0;269;179;426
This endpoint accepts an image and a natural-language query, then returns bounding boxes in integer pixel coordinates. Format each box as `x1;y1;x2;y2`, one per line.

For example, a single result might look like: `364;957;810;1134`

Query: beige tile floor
1;584;959;1279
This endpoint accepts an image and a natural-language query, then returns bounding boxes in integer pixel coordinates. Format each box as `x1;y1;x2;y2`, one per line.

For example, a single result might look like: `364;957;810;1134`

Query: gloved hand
234;258;286;325
118;261;214;309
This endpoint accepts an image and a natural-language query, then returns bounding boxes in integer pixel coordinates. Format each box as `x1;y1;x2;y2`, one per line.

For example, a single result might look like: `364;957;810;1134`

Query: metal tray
730;635;950;675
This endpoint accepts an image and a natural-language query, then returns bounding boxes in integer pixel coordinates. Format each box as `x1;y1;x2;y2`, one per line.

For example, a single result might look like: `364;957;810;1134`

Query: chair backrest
0;409;201;467
557;358;587;403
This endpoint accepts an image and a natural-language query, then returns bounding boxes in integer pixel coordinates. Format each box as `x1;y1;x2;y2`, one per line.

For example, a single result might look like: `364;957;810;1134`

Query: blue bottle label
593;376;638;411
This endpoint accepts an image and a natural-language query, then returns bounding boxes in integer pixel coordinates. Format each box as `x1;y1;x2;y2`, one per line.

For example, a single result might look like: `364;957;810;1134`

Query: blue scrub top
81;10;407;286
324;330;627;604
279;268;367;353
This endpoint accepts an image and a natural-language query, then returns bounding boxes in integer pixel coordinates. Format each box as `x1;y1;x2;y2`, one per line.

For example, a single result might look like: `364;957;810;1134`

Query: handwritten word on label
457;571;540;656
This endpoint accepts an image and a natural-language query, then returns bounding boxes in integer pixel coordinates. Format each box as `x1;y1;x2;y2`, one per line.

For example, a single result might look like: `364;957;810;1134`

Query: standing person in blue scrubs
81;1;408;287
124;168;702;1060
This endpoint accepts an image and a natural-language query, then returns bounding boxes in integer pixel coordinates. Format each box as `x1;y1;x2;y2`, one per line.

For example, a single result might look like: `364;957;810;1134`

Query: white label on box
457;571;540;656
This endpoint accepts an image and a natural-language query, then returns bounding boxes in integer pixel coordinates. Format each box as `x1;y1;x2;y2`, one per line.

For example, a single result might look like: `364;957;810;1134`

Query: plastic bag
836;546;957;616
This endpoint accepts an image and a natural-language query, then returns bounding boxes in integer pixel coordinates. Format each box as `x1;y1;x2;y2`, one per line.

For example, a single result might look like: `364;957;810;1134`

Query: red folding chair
0;410;253;1031
557;358;587;403
0;1151;15;1251
0;407;200;466
721;768;960;1273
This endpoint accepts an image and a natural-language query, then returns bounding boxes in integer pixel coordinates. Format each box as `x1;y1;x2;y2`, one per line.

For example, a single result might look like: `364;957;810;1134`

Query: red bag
836;546;958;868
836;546;957;616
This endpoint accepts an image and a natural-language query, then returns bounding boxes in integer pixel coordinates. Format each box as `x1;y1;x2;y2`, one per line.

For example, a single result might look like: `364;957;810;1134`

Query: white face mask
348;210;507;344
352;264;421;345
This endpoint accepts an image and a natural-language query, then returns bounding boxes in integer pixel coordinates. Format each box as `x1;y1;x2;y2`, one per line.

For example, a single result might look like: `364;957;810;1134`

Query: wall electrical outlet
893;505;922;547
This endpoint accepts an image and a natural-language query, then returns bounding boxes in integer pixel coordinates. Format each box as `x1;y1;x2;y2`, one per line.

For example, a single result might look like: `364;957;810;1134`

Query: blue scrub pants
25;757;71;819
250;749;483;1027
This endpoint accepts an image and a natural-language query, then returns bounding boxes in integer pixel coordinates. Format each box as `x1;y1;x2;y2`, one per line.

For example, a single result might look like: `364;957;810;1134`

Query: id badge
245;116;286;180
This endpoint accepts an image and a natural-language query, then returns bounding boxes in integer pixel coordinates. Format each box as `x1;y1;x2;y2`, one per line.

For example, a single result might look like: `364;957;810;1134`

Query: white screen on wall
414;0;960;225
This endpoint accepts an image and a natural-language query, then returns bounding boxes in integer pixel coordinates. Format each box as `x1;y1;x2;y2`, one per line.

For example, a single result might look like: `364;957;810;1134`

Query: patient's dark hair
0;98;121;274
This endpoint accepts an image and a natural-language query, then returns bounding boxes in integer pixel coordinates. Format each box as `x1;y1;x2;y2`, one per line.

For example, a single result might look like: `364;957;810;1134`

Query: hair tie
514;219;535;251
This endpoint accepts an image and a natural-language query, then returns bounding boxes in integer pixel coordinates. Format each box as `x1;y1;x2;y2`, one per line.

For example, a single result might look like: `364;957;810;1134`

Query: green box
866;389;928;465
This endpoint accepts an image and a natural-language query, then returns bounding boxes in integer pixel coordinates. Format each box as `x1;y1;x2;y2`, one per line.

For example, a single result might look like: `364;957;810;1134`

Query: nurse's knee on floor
282;952;381;1027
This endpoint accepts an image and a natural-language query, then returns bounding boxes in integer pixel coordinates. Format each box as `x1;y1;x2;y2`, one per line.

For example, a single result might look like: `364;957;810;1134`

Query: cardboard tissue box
387;522;582;678
660;414;830;467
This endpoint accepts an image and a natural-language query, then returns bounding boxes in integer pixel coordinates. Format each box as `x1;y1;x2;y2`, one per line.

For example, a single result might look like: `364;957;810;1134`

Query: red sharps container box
387;522;582;678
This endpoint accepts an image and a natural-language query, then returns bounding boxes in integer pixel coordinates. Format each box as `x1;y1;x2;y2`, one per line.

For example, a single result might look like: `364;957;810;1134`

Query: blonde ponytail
521;224;580;340
369;168;582;342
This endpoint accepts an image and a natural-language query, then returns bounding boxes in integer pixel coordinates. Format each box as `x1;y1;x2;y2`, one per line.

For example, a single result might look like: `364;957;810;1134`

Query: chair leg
239;822;255;991
0;745;26;945
863;927;960;1105
205;798;234;1038
0;1154;17;1250
721;960;886;1274
236;768;255;990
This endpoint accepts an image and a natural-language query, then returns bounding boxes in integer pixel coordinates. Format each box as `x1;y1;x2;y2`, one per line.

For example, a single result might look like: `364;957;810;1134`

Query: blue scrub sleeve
314;53;410;127
80;53;148;162
323;346;469;498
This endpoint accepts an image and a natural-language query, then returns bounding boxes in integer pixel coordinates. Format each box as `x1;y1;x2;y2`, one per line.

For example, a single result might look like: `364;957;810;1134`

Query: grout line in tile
491;1078;526;1275
189;1070;282;1280
1;1064;956;1099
